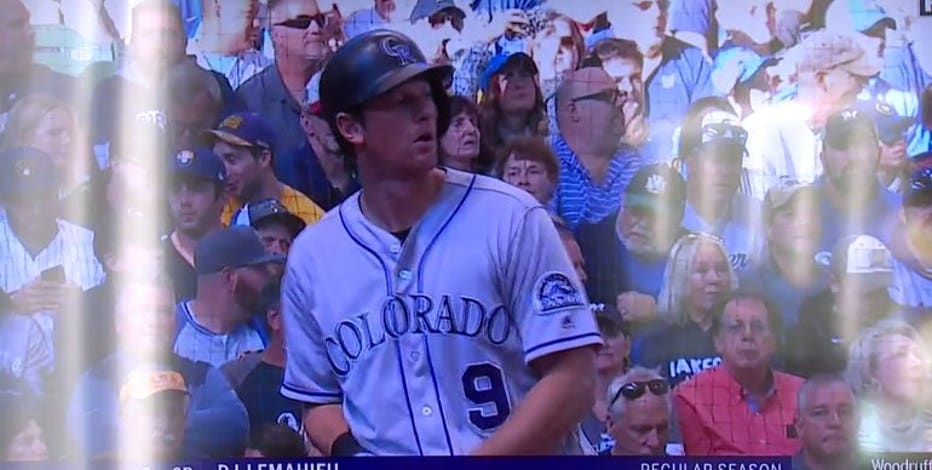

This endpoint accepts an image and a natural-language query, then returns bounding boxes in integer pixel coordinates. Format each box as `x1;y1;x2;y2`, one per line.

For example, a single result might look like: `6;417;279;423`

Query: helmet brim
363;63;454;109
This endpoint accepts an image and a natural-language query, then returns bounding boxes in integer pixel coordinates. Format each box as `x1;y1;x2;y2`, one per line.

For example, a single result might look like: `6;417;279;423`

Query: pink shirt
674;366;803;456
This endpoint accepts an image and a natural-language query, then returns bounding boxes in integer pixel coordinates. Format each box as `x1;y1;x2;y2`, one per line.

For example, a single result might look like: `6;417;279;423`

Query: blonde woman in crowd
628;233;737;388
1;93;98;226
845;318;932;452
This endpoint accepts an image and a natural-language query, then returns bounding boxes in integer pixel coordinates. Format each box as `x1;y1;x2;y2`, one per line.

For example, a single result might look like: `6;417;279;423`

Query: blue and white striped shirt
551;135;642;231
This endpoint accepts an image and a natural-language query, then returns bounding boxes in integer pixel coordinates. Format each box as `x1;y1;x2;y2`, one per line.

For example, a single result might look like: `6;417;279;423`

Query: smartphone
40;265;66;284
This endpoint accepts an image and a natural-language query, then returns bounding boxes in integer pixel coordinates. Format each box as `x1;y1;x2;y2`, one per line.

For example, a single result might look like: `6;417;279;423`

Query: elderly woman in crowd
845;318;932;452
495;135;559;205
629;233;737;388
478;51;549;152
440;95;493;174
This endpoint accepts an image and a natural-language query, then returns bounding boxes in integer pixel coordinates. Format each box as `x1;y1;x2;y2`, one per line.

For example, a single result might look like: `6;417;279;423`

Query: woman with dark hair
439;95;493;174
0;381;48;462
478;52;549;153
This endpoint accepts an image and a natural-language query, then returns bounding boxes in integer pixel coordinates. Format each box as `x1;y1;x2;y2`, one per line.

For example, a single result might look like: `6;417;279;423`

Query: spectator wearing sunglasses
888;166;932;310
552;67;640;231
815;108;901;253
675;290;803;456
740;180;826;333
236;0;331;176
679;103;761;273
601;0;716;165
604;367;671;456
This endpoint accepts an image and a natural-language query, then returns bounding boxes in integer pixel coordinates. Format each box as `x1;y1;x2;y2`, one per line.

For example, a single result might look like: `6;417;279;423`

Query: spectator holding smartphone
0;147;104;326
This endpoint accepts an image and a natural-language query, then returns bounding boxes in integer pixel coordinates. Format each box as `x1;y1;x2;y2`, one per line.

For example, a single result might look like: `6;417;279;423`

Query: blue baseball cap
194;226;285;275
712;46;779;90
169;146;227;185
826;0;896;33
0;146;59;200
856;100;913;145
480;52;538;92
204;112;277;154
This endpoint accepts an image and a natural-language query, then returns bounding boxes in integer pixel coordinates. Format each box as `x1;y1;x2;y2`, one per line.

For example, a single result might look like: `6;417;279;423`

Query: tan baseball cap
794;30;881;77
763;179;819;223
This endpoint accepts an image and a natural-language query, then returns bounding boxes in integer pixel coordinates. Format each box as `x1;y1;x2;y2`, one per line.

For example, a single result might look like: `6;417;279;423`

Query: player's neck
359;169;445;233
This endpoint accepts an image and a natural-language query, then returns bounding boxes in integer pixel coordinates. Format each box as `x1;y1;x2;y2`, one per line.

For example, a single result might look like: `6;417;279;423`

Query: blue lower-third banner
0;456;795;470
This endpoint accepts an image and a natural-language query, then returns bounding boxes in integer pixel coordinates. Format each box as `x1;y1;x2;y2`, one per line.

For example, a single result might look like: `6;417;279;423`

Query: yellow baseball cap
120;369;188;404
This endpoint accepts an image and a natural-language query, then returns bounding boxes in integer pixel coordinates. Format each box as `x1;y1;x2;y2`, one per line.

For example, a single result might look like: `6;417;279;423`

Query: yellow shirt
222;184;325;227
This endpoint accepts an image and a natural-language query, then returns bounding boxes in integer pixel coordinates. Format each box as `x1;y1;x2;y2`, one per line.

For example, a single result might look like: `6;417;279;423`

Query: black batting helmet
319;29;454;161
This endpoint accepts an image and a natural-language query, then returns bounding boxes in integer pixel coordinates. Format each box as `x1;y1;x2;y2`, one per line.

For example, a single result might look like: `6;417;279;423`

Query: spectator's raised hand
10;279;74;314
621;101;649;148
616;291;656;323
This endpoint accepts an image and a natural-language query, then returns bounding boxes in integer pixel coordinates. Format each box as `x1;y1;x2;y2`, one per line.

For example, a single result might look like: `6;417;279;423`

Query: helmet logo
380;37;418;66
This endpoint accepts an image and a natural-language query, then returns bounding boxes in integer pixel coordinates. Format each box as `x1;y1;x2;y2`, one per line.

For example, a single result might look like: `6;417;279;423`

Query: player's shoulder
445;168;542;212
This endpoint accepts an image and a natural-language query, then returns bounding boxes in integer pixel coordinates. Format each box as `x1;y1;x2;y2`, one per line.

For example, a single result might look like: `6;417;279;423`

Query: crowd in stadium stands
0;0;931;464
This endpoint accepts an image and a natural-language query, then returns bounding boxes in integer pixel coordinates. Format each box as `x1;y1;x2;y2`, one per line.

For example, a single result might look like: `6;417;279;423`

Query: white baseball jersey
281;168;602;455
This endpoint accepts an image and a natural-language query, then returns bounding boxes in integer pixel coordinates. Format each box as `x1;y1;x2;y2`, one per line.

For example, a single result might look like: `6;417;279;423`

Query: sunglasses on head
275;13;326;29
701;122;748;146
572;89;619;106
609;379;669;405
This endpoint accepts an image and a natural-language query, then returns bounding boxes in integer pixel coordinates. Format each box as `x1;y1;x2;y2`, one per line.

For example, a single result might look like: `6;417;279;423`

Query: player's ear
335;112;365;147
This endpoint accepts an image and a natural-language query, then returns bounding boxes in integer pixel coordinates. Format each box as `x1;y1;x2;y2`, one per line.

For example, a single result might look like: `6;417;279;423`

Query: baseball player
280;29;601;456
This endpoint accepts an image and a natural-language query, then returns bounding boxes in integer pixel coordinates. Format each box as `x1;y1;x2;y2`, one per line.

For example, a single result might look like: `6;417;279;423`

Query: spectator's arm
184;365;250;458
470;347;596;455
673;390;711;455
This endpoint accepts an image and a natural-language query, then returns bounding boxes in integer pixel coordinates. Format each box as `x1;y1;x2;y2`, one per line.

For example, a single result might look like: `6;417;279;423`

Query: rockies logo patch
380;37;418;66
534;272;585;315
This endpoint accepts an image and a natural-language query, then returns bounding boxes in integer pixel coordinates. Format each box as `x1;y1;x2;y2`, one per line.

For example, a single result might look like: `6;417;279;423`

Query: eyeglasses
609;379;669;406
275;14;326;29
700;122;748;146
572;89;619;106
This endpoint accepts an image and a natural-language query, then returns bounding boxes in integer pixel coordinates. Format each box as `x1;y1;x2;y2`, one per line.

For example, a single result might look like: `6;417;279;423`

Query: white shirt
0;218;104;294
741;101;822;201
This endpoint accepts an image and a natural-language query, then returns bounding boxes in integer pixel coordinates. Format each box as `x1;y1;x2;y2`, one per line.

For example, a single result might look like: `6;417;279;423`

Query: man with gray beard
577;163;687;323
